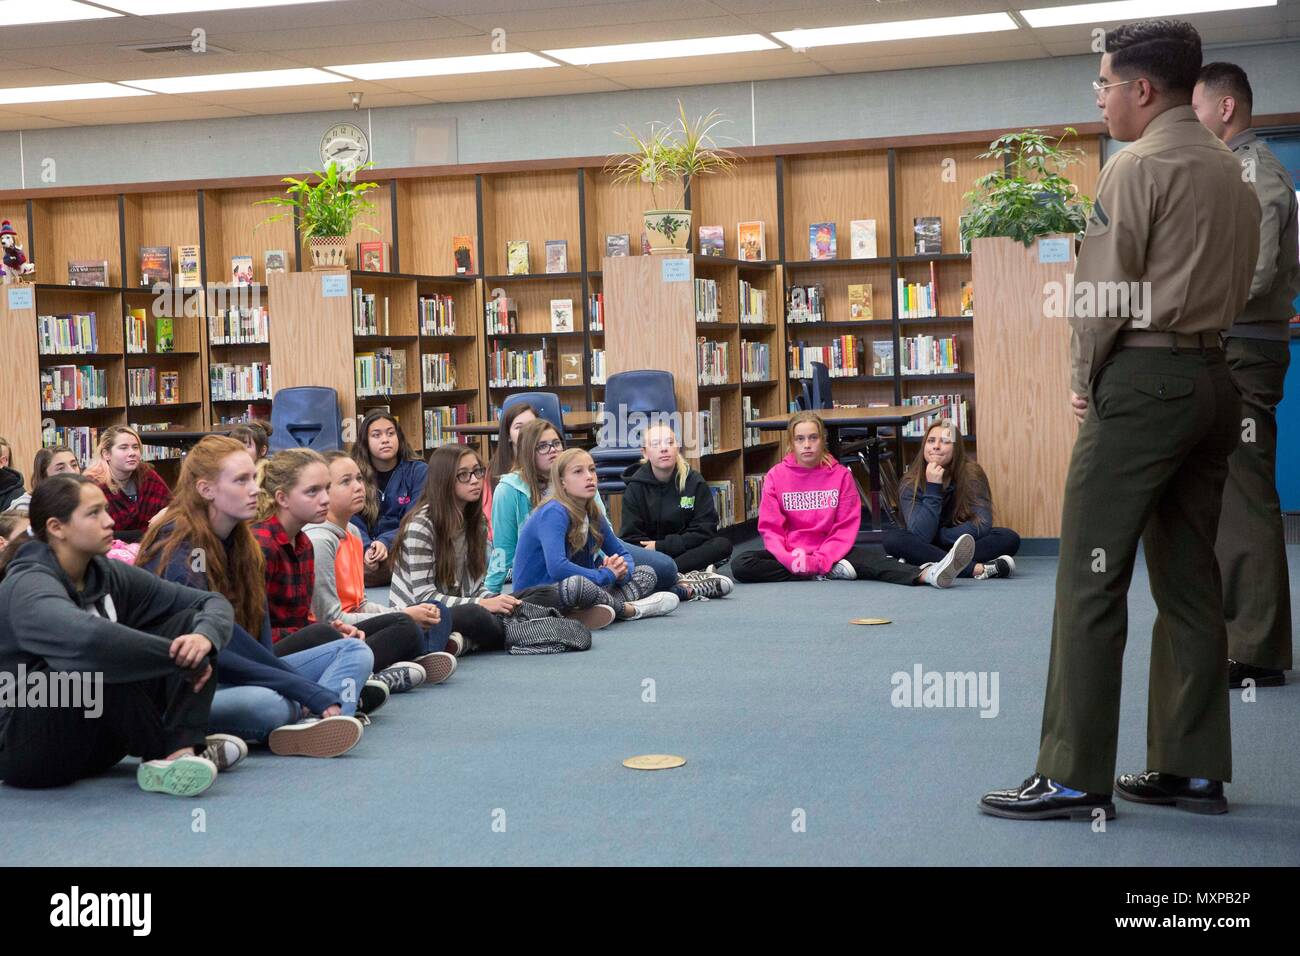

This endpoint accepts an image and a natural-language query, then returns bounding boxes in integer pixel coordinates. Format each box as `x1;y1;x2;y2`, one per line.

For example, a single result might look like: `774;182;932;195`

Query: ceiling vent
118;39;233;55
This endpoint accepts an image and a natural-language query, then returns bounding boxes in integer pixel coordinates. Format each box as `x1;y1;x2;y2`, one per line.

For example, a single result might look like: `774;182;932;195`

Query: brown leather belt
1117;330;1222;350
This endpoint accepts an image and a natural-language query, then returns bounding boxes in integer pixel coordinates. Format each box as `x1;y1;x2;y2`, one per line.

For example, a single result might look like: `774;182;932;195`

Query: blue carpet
3;545;1298;866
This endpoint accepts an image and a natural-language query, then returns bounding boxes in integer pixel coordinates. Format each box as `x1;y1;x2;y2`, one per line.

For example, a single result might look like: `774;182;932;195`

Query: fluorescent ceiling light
0;0;121;26
122;67;347;94
771;13;1019;48
330;52;559;81
0;82;151;105
96;0;347;13
1020;0;1276;28
545;34;780;66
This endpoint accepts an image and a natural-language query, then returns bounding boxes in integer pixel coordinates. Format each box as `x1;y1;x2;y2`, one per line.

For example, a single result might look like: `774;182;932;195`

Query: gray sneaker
375;662;426;694
919;533;976;589
202;734;248;771
826;559;857;581
680;567;734;600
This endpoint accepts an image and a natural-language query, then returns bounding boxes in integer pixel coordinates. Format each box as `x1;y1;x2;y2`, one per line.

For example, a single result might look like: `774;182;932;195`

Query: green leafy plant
961;128;1093;248
605;101;739;210
255;160;381;244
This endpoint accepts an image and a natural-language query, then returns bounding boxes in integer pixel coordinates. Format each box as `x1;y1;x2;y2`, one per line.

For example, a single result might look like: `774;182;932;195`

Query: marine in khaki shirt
1068;104;1260;398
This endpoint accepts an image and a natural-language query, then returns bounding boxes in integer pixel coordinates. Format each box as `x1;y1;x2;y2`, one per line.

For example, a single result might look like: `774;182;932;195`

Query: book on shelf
424;404;470;447
872;340;895;376
135;422;183;462
707;479;735;528
958;215;972;254
41;364;109;411
640;231;651;256
209;307;268;344
698;226;724;257
126;308;148;354
588;291;604;332
549;298;574;333
788;336;861;378
139;247;171;287
358;241;389;273
38;312;99;355
209;362;272;402
355;348;405;396
452;235;474;274
505;240;530;276
488;342;549;388
900;334;960;375
741;340;771;382
737;221;765;261
485;293;517;335
743;473;765;520
850;220;877;259
848;283;874;321
896;270;939;319
902;393;970;437
694;278;719;323
809;222;836;260
128;367;157;407
697;337;730;386
960;281;974;317
419;293;456;336
215;403;271;426
352;289;390;335
41;425;100;467
605;234;630;258
742;395;758;447
156;317;174;353
739;278;768;324
160;371;179;405
177;245;201;288
558;340;583;387
230;255;254;285
264;249;288;274
913;217;942;255
68;260;109;287
590;348;606;386
545;240;568;274
391;349;408;394
420;352;457;392
697;396;723;456
786;284;826;324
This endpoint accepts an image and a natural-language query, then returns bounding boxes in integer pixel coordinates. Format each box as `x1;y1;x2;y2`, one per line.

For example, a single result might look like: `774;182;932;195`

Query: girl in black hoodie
619;424;733;597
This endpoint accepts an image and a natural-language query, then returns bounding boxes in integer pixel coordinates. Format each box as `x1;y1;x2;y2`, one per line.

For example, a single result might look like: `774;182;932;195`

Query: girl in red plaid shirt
83;426;171;543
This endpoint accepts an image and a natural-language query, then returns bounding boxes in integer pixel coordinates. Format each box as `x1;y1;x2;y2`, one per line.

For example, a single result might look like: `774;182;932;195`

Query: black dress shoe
1228;659;1285;689
1115;771;1228;815
979;773;1115;821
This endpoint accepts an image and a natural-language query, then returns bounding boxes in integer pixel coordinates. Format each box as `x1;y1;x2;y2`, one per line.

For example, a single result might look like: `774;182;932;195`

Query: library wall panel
32;195;123;287
205;186;298;284
782;150;891;261
692;158;778;261
481;170;582;277
895;143;1000;255
397;176;478;277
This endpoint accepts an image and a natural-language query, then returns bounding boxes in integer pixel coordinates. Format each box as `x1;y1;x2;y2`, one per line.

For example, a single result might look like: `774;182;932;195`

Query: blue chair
269;386;342;453
501;391;566;439
591;370;677;495
805;362;897;525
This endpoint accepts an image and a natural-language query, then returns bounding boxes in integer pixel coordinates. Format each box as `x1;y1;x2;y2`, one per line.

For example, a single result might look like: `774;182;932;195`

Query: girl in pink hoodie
731;412;974;587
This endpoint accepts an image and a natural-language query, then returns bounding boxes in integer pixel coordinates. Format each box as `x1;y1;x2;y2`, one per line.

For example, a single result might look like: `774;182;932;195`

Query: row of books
743;395;763;447
209;307;269;345
591;348;606;386
743;473;765;520
789;337;864;378
787;284;828;324
356;349;409;397
38;313;99;355
420;353;457;392
695;278;719;323
901;394;971;437
697;338;730;386
708;480;736;528
806;220;878;260
136;422;182;462
419;294;457;336
486;295;518;335
698;397;724;456
900;334;960;375
700;222;765;261
589;292;605;333
210;362;272;402
41;426;100;467
505;239;571;276
739;279;769;324
128;368;181;407
897;277;939;319
353;290;391;336
424;405;470;448
138;246;287;289
41;365;110;411
215;404;271;426
741;341;771;382
126;310;176;354
488;344;548;388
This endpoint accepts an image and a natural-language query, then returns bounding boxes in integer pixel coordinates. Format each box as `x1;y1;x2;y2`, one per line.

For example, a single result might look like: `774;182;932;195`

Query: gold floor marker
623;754;686;771
850;618;892;626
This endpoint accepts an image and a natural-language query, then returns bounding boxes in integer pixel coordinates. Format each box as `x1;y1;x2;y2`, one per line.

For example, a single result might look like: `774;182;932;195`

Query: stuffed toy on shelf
1;219;35;284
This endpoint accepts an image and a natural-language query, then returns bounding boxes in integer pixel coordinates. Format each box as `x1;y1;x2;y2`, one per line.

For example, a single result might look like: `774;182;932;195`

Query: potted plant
605;102;738;254
255;160;382;270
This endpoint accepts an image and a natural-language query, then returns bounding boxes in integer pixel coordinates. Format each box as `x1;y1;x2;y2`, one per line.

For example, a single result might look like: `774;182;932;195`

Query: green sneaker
137;754;218;797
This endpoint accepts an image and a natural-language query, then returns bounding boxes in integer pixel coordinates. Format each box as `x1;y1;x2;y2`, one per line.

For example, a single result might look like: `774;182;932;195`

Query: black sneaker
975;555;1016;580
1227;659;1285;689
358;678;389;715
1115;771;1228;814
979;772;1115;821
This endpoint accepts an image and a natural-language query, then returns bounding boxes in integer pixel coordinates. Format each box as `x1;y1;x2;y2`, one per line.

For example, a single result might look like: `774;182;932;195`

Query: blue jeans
623;543;680;594
419;600;454;653
209;638;374;741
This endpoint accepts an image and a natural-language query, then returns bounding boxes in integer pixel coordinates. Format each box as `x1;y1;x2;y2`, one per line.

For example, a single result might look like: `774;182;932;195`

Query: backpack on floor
502;602;592;655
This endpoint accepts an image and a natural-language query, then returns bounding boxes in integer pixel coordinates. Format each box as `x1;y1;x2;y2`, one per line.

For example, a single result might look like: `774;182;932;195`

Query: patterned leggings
558;565;658;620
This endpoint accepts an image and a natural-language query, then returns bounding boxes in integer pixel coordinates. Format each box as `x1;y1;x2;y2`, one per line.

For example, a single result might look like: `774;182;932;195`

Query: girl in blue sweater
350;411;428;586
512;449;678;622
883;420;1020;580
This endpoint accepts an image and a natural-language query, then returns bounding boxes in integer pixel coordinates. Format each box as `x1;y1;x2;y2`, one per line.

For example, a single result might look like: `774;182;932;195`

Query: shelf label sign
661;258;690;283
321;273;348;297
1037;238;1070;264
6;286;34;310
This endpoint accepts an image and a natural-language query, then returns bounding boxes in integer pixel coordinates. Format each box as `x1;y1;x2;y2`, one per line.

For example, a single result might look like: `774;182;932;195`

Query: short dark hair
1105;19;1202;96
1198;61;1253;113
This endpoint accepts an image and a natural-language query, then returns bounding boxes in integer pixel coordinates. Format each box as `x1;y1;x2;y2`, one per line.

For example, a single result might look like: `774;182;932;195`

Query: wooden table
749;405;944;533
449;411;604;437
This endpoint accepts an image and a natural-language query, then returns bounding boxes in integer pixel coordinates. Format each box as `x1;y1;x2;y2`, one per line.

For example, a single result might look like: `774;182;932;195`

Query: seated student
350;411;428;587
254;449;456;686
619;422;734;597
731;411;975;587
0;436;23;512
83;426;171;542
883;420;1020;580
0;511;30;551
307;450;456;667
137;437;370;758
487;419;691;599
511;448;679;621
486;402;540;528
229;422;270;464
8;445;82;515
0;475;235;796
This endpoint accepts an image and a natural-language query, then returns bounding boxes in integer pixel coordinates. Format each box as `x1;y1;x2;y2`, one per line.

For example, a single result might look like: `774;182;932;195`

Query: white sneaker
919;533;976;589
444;631;466;657
137;754;218;796
826;559;857;581
413;651;457;685
202;733;248;771
267;715;364;758
628;591;680;619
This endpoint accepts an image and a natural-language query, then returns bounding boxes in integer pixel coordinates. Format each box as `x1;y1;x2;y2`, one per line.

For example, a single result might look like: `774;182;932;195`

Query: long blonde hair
256;448;327;521
83;425;155;494
549;448;604;556
640;423;689;491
